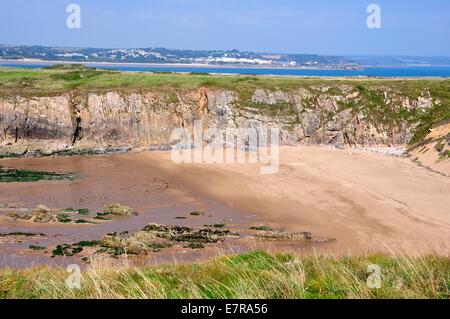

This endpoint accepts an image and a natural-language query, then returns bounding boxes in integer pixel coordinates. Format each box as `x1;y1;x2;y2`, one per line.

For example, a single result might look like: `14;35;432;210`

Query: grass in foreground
0;252;448;299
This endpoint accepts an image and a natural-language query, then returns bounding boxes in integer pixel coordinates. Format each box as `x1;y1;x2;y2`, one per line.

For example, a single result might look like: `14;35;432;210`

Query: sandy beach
1;145;449;266
140;146;450;255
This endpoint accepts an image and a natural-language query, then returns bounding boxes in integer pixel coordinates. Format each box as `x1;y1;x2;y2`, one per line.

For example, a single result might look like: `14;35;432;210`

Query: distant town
1;45;449;69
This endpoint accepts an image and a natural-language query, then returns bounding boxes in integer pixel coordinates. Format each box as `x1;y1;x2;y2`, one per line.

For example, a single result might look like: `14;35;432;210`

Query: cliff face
0;85;442;156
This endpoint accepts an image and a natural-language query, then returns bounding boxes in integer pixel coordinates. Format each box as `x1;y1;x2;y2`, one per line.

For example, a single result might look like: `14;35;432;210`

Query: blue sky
0;0;449;56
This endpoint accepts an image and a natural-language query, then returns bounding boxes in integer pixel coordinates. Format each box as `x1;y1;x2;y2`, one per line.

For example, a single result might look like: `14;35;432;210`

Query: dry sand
138;146;450;255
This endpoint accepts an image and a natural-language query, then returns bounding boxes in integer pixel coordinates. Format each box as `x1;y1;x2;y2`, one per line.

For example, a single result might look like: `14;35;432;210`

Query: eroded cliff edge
0;68;449;172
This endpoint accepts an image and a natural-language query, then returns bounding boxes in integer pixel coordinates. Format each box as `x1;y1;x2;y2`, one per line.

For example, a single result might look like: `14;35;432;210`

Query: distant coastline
0;58;361;71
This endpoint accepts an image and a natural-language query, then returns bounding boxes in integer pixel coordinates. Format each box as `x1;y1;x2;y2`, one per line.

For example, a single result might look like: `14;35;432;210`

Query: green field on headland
1;64;449;97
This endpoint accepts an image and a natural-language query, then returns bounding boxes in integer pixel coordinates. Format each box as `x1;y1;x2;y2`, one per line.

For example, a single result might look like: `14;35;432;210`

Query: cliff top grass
0;251;449;299
1;64;450;98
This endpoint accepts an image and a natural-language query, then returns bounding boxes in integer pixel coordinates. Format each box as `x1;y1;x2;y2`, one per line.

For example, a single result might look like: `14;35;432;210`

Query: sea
1;60;450;78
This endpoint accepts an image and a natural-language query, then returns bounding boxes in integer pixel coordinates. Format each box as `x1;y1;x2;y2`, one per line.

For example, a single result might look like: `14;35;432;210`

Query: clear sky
1;0;449;56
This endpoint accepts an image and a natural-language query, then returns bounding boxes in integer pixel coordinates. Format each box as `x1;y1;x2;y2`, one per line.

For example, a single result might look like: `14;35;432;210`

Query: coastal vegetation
0;166;74;183
0;251;448;299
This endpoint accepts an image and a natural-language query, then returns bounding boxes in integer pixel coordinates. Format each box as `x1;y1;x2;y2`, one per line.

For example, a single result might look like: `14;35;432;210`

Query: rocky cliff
0;73;448;160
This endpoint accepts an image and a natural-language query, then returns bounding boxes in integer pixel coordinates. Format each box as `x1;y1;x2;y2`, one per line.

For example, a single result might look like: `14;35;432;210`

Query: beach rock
31;205;57;223
142;223;234;243
103;203;134;216
255;229;320;241
5;212;23;221
97;222;237;255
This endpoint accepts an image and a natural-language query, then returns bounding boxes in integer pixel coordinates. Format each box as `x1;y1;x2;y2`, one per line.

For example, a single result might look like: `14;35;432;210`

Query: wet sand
0;146;449;267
